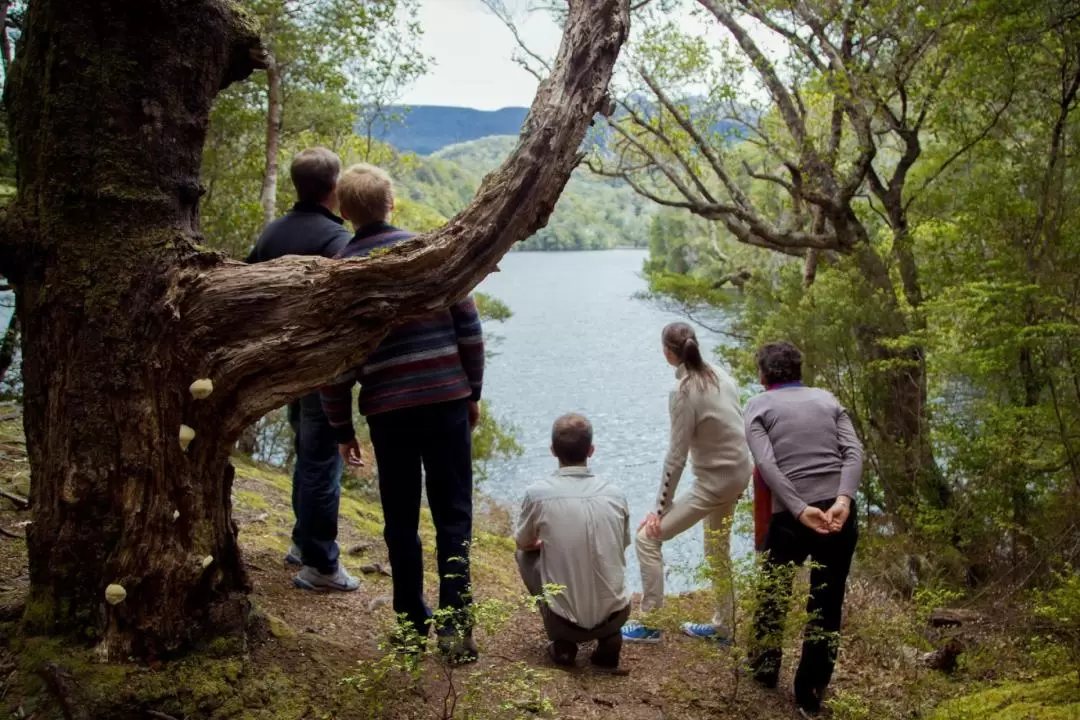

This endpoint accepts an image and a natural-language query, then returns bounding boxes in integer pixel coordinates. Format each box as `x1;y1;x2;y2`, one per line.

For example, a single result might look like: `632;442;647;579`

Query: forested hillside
395;135;656;250
372;104;529;154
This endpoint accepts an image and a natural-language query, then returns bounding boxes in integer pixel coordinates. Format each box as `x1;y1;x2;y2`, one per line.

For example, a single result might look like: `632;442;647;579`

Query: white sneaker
293;566;360;592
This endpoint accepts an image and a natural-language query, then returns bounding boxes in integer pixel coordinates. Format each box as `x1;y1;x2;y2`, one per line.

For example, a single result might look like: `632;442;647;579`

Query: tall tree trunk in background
259;57;282;228
852;242;946;524
0;305;18;388
0;0;629;659
0;1;11;75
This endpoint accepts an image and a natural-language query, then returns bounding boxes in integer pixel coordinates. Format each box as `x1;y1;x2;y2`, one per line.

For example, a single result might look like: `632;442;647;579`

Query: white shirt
514;466;631;629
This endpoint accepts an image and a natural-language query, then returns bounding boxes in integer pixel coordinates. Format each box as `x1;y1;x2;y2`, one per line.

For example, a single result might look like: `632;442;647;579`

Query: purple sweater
319;223;484;440
744;385;863;516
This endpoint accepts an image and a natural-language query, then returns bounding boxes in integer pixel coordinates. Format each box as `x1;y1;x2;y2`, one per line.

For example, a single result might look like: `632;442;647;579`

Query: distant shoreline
511;245;647;253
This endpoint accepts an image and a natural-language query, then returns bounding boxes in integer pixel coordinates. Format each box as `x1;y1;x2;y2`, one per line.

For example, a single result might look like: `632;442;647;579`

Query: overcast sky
398;1;782;110
399;0;563;110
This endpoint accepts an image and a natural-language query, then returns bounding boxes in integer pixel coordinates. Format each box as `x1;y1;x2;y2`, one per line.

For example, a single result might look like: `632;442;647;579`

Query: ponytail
662;322;718;389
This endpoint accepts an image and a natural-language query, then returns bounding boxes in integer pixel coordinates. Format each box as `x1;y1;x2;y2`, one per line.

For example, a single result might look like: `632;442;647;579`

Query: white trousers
635;468;749;632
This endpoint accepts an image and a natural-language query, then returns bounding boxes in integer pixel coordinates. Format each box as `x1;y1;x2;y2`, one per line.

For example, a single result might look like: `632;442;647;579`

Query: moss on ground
931;676;1080;719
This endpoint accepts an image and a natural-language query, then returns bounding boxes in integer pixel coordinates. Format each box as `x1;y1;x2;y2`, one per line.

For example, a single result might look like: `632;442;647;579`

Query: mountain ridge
374;105;528;155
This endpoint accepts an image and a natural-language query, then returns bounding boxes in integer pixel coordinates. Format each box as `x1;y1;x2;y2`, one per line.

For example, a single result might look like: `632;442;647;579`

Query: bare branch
481;0;553;82
616;99;719;205
697;0;809;148
638;69;757;210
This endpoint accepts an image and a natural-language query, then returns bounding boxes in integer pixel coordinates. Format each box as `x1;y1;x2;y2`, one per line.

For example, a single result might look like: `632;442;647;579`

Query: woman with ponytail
621;322;752;645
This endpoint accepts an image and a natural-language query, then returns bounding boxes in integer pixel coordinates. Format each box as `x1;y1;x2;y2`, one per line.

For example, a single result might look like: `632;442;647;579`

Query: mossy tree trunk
0;0;629;660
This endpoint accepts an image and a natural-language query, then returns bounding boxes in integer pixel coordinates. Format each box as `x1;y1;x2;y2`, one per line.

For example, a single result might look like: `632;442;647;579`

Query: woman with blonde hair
622;322;751;644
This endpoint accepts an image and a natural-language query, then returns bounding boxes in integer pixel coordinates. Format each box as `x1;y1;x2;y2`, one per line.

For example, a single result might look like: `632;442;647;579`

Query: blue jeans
367;399;474;637
289;392;343;574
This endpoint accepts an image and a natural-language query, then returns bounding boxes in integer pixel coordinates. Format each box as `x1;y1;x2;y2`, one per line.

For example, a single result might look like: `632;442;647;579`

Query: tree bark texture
0;0;629;659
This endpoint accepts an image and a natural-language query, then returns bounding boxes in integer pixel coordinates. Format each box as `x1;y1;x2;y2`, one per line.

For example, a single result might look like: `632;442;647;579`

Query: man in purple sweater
320;164;484;664
743;341;863;717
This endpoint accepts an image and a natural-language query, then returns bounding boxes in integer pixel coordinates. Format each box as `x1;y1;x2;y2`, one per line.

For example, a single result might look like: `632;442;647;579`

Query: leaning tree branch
177;0;631;441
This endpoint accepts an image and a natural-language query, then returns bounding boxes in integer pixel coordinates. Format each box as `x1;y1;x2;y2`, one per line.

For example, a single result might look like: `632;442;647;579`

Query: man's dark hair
755;341;803;386
551;413;593;464
290;147;341;204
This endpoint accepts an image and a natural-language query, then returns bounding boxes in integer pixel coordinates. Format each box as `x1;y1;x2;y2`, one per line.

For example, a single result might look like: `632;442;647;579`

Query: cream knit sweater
655;364;752;516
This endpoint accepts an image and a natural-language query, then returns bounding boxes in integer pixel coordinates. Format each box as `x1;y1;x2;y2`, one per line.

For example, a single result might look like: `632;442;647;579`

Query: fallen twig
358;563;391;577
146;710;180;720
0;526;22;540
0;488;28;510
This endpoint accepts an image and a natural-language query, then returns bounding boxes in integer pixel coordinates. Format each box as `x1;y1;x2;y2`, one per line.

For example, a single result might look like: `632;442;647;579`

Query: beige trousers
635;468;748;632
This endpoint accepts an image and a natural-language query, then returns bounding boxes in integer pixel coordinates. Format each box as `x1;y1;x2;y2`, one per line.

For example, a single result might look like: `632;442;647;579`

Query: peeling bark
3;0;628;659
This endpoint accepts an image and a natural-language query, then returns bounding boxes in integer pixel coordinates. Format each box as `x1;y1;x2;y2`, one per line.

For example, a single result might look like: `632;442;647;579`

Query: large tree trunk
852;246;948;522
1;0;629;660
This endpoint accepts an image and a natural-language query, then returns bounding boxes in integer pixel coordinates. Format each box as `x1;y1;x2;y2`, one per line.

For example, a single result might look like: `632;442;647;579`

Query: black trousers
367;399;474;637
516;550;629;667
751;499;858;708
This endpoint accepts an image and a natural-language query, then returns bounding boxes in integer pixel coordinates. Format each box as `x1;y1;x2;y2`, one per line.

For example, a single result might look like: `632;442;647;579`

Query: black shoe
437;631;479;665
753;672;779;690
547;640;578;667
794;684;822;715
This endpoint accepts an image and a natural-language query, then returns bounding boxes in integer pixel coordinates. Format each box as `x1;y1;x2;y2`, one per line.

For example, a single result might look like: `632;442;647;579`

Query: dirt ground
0;417;1071;719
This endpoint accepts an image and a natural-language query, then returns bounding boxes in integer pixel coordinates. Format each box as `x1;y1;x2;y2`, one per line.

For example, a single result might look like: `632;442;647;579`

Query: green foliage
201;0;428;258
343;593;556;719
1033;569;1080;681
472;401;523;485
632;0;1080;589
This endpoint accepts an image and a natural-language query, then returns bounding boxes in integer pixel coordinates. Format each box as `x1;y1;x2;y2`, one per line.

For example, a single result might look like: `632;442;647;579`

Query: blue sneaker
284;545;303;566
621;621;661;643
681;622;733;646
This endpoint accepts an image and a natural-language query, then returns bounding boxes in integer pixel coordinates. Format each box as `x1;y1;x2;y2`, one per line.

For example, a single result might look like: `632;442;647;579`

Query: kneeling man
515;414;631;670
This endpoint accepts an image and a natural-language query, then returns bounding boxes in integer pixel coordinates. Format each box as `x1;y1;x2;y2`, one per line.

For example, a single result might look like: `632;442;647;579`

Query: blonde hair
337;163;394;226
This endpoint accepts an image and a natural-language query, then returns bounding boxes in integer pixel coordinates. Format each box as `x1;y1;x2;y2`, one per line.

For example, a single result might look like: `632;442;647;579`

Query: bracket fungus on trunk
178;425;195;451
104;584;127;605
189;379;214;399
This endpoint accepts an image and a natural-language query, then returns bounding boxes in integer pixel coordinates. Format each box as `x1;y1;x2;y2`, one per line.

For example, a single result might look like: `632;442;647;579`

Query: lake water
478;249;750;592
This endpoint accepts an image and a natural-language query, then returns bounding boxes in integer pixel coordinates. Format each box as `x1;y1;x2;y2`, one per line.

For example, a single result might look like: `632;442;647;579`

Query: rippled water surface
478;250;749;592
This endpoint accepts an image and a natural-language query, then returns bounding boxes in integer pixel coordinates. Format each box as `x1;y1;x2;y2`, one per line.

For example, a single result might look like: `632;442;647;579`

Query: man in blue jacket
246;147;360;593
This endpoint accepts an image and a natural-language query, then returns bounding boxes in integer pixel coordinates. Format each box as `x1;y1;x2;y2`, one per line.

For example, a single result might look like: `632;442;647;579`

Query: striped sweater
320;223;485;441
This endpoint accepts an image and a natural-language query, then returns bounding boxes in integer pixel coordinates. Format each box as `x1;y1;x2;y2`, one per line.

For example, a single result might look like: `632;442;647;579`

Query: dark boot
547;640;578;667
590;632;622;669
437;629;479;665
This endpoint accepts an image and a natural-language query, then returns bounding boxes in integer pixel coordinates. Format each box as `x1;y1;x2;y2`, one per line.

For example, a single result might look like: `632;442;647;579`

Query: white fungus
189;379;214;400
105;584;127;605
179;425;196;451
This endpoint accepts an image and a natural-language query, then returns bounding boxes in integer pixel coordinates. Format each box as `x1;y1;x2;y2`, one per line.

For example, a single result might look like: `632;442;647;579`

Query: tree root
0;488;28;510
38;663;90;720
